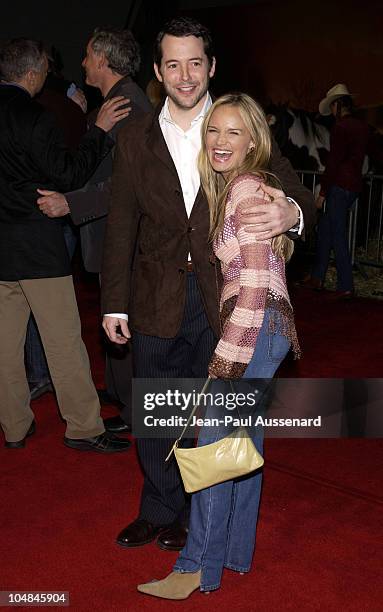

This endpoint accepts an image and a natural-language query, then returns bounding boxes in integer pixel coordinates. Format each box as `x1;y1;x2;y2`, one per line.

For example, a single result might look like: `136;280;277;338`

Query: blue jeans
312;185;357;292
173;309;290;591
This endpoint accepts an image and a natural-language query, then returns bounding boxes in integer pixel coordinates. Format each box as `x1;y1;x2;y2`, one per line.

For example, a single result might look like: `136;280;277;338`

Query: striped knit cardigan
208;173;301;379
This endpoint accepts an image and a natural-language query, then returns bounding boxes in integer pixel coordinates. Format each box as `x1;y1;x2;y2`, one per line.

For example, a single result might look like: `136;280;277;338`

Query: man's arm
36;179;111;221
32;97;130;194
100;127;141;342
269;137;316;236
37;101;137;221
102;315;131;344
66;181;111;224
239;138;316;240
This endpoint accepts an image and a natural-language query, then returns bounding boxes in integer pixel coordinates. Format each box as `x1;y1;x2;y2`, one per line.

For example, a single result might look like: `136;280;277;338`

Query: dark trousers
132;273;217;526
104;344;133;425
312;185;357;292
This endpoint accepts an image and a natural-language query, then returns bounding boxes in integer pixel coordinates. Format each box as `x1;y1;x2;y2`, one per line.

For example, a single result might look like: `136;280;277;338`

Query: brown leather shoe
157;524;188;551
117;519;167;548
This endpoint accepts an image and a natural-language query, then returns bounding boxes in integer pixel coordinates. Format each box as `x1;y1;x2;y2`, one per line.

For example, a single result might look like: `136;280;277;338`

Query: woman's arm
209;176;271;379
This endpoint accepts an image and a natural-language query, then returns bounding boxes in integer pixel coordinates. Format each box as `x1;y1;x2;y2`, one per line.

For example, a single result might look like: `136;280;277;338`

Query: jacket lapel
146;108;188;223
189;186;207;224
146;108;178;177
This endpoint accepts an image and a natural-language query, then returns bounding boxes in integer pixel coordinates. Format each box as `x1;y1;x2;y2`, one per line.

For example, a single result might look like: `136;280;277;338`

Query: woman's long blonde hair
198;92;294;261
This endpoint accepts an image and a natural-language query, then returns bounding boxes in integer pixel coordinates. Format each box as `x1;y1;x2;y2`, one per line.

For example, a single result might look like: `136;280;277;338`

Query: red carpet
1;272;382;611
75;273;383;382
280;286;383;377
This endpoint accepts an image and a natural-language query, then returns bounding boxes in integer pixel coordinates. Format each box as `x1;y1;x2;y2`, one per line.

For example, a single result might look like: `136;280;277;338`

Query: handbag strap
165;376;211;462
165;377;246;462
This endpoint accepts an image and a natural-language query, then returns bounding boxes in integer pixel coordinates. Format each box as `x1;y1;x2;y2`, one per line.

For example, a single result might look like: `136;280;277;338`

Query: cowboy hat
319;83;355;115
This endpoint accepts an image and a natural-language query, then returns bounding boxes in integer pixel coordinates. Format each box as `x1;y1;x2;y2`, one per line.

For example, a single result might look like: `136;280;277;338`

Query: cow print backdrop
267;105;331;172
267;103;383;175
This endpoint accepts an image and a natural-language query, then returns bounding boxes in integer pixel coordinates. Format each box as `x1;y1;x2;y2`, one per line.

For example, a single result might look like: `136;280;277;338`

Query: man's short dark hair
154;17;214;68
0;38;46;82
91;27;140;77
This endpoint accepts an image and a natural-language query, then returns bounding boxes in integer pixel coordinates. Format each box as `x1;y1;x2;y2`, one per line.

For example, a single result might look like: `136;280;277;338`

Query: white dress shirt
159;93;212;217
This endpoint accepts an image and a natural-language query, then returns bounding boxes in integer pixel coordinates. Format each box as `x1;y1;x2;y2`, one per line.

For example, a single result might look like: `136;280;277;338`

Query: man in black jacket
36;28;152;434
0;37;131;451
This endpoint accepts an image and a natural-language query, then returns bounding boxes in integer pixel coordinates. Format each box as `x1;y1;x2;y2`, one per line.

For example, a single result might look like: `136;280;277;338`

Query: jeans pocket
267;332;290;363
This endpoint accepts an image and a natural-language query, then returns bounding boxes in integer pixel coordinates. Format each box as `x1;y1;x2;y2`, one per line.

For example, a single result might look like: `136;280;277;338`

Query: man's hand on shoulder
240;184;299;239
36;190;70;217
102;316;131;344
95;96;132;132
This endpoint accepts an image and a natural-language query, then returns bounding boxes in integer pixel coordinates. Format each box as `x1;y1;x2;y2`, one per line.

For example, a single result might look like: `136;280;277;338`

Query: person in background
25;51;88;401
0;37;131;453
303;84;372;298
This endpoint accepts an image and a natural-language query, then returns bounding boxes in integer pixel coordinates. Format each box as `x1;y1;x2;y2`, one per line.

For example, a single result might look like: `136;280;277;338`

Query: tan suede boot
137;570;201;600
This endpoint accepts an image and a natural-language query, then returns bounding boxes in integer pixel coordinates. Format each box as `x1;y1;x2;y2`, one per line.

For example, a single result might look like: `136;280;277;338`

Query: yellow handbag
166;378;264;493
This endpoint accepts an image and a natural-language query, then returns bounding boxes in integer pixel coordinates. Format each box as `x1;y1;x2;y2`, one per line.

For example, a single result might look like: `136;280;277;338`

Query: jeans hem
200;583;221;592
173;565;221;592
224;563;250;573
173;565;201;574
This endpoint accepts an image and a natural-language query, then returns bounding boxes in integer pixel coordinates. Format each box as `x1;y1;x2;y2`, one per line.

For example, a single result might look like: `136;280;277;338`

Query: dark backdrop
2;1;382;116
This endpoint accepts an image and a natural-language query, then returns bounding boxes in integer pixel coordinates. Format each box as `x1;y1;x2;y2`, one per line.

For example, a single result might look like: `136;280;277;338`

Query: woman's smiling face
205;104;254;178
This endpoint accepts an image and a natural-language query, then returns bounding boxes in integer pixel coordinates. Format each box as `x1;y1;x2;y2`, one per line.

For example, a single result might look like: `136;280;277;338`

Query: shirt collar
160;92;212;129
0;80;31;96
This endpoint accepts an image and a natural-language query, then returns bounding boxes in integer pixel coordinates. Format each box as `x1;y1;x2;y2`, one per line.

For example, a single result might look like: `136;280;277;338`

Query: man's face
82;39;101;87
330;100;338;117
154;34;215;111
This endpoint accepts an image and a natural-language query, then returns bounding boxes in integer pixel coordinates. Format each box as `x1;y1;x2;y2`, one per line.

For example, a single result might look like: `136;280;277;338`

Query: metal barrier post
349;199;357;265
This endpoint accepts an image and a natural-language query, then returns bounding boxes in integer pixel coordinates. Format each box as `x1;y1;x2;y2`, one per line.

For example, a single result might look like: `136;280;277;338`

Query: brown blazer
101;104;315;339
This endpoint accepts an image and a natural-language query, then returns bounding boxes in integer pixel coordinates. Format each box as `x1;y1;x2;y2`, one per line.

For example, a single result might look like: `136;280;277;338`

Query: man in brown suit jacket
101;17;315;551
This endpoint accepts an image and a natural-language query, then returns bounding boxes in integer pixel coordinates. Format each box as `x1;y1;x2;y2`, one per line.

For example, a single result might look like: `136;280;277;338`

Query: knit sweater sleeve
209;176;271;379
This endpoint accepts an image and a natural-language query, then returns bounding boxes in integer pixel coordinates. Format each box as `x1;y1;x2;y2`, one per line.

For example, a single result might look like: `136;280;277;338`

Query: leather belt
186;261;194;272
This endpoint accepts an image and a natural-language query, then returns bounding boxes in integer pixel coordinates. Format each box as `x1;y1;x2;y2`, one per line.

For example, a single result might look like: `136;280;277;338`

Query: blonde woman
138;93;300;599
